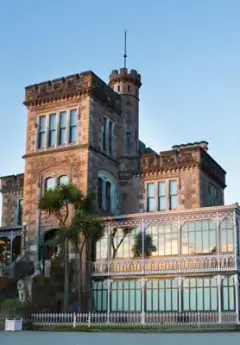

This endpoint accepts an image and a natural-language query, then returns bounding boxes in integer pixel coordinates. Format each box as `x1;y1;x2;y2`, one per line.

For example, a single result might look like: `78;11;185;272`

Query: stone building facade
1;64;239;318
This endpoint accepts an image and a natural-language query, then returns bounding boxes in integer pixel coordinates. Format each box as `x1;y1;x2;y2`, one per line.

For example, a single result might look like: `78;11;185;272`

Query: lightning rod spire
123;29;127;68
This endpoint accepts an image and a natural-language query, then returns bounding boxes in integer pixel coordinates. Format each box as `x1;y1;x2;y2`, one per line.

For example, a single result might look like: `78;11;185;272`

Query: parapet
24;71;92;106
172;141;209;152
0;174;24;194
24;71;121;114
109;68;142;88
139;141;226;188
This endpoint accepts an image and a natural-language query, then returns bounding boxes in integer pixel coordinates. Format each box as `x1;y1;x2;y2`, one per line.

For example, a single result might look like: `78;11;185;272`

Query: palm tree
132;232;157;257
65;199;104;311
38;184;86;312
39;184;104;312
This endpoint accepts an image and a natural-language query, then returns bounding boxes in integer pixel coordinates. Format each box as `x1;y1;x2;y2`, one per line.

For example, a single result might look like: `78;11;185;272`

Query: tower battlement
24;71;121;113
0;174;24;194
24;71;92;106
109;68;142;88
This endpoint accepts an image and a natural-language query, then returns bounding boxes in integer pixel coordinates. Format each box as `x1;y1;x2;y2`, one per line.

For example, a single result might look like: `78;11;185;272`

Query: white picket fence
31;312;238;329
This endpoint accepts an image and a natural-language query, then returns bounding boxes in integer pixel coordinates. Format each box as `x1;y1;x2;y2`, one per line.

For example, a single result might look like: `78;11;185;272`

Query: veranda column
234;274;239;324
141;218;145;274
215;275;224;323
139;277;146;325
105;278;113;324
175;276;184;312
56;244;63;257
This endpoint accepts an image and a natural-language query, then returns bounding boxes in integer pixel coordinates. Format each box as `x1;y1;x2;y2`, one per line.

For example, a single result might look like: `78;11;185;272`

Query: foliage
132;232;157;257
39;184;84;227
38;183;104;312
110;227;134;259
67;209;104;251
9;256;35;282
1;298;24;317
63;202;104;311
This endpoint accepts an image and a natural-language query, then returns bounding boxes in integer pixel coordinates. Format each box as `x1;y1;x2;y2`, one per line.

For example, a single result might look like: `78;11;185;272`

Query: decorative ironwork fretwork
92;254;236;277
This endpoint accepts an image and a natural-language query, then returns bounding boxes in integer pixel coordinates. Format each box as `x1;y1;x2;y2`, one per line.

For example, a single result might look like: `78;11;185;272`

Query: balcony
92;254;236;277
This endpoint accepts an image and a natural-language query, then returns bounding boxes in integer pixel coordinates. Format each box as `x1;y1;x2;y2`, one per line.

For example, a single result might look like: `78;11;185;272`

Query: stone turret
109;68;141;98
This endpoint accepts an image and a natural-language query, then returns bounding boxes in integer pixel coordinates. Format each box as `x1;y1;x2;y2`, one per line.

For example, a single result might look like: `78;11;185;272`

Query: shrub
1;298;23;317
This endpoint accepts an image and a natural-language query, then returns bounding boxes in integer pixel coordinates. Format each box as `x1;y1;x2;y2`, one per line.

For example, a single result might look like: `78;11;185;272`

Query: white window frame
36;107;78;151
145;179;179;212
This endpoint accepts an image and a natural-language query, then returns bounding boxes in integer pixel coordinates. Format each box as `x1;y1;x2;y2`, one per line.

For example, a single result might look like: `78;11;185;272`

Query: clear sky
0;0;239;214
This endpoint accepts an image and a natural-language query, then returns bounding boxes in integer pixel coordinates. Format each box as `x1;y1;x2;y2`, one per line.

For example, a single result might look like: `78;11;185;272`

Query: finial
123;29;127;68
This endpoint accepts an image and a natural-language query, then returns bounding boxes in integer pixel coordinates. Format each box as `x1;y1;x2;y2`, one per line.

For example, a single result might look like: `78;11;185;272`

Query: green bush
1;299;23;317
1;298;34;319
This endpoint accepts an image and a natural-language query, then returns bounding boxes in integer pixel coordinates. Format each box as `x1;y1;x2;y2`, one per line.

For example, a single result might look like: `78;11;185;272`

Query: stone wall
0;174;23;227
88;96;120;159
137;142;226;212
200;170;224;207
24;95;90;155
23;147;89;246
25;71;121;114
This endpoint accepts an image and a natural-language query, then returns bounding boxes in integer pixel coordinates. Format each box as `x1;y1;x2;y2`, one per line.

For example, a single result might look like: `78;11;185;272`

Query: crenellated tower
109;68;142;161
108;67;142;215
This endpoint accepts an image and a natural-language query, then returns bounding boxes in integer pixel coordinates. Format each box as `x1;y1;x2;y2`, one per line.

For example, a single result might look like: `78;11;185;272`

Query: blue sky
0;0;239;211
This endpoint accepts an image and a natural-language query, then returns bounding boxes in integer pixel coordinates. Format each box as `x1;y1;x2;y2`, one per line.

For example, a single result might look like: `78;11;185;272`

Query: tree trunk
63;238;69;312
78;249;82;308
87;238;93;312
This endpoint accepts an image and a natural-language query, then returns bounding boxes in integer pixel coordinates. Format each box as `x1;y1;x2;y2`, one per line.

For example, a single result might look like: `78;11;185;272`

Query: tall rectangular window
158;182;166;211
17;199;23;225
147;183;155;212
169;181;177;210
208;184;218;206
48;113;56;147
106;181;111;211
98;177;103;209
126;132;131;153
59;111;67;145
102;117;107;150
69;109;77;143
38;116;46;149
108;121;113;154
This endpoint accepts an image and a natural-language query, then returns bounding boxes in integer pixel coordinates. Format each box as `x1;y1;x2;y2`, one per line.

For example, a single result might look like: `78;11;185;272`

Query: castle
0;63;239;319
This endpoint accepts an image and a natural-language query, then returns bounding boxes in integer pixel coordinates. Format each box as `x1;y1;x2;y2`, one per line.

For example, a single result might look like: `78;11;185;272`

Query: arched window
45;177;56;191
58;175;69;186
98;170;116;213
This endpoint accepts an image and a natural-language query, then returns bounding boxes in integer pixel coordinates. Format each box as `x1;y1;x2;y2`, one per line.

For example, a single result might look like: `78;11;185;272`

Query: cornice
135;163;200;177
1;189;23;196
23;89;91;109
